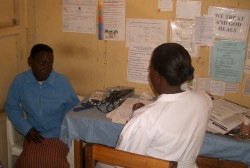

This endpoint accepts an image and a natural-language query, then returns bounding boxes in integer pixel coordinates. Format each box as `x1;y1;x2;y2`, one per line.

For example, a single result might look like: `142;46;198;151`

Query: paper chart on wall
126;18;167;47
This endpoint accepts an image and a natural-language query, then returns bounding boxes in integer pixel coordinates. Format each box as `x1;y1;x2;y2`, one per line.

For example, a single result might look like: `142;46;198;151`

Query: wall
0;0;249;166
33;0;250;108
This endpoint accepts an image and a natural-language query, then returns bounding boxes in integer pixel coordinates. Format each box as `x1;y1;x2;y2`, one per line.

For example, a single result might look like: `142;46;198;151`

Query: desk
60;102;250;168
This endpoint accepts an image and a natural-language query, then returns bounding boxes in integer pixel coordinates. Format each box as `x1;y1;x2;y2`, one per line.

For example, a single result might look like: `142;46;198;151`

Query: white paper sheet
176;0;201;19
158;0;173;12
194;16;214;46
126;18;167;47
210;80;225;96
106;97;154;124
62;4;97;33
170;19;199;57
127;45;155;84
211;99;250;120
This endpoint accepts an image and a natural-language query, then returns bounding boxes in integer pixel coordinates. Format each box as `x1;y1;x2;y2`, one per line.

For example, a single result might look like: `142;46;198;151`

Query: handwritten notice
210;41;246;83
208;6;250;41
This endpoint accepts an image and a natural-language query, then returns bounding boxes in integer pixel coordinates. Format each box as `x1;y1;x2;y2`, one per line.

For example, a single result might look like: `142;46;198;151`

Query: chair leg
67;141;75;168
7;152;13;168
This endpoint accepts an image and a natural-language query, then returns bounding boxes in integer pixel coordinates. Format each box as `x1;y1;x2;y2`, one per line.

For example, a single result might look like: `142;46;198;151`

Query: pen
73;105;93;112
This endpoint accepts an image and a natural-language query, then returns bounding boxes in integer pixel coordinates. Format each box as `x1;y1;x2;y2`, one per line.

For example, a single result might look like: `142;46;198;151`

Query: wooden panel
197;156;248;168
0;0;19;27
0;35;19;107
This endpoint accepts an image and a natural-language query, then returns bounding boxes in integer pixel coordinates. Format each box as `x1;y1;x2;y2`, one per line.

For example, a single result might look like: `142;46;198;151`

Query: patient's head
28;44;54;81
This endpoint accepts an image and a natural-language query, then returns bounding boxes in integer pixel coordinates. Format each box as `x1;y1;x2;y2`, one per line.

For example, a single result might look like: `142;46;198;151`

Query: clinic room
0;0;250;168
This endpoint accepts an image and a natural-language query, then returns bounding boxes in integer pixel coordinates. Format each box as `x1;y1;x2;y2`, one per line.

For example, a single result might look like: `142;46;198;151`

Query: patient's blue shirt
4;69;80;138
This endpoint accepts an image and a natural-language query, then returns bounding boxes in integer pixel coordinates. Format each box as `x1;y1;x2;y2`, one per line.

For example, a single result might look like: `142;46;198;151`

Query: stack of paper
106;97;154;124
207;99;250;134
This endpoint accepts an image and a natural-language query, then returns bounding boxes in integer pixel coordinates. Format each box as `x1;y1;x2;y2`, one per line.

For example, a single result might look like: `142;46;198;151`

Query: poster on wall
208;6;250;41
98;0;125;41
62;1;97;33
210;40;246;83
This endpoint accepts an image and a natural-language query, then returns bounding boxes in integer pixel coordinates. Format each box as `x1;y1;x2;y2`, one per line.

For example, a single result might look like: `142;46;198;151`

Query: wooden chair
196;156;248;168
85;143;178;168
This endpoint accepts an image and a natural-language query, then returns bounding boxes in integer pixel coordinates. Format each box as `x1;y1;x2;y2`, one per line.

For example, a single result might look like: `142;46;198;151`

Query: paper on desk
207;115;244;134
106;97;154;124
211;99;250;120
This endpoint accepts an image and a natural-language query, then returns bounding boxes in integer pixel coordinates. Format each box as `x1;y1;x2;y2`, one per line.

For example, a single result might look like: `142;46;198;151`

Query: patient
97;43;212;168
4;44;80;168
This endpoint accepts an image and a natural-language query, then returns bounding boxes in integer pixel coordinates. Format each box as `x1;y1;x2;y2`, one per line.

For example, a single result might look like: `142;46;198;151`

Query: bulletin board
34;0;250;108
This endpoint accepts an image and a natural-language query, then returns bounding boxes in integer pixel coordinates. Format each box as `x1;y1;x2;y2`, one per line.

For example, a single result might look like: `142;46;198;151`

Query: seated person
97;43;212;168
4;44;80;168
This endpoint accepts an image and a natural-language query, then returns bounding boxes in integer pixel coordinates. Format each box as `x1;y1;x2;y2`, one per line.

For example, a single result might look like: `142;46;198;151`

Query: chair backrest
85;143;178;168
6;117;23;153
6;117;16;147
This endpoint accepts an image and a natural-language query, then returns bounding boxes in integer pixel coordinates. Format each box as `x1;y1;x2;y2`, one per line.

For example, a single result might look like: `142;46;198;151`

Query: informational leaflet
62;2;97;33
210;41;246;83
99;0;125;41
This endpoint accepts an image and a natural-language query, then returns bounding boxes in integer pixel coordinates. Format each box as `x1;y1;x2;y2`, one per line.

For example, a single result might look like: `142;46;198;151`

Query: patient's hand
132;103;145;112
26;128;45;144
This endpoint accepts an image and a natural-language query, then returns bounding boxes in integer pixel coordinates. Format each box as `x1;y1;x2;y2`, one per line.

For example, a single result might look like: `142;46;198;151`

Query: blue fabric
60;100;250;167
5;69;80;138
199;132;250;168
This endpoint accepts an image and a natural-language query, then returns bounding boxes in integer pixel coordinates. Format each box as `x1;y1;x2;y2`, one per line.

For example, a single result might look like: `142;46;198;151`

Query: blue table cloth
60;102;250;167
